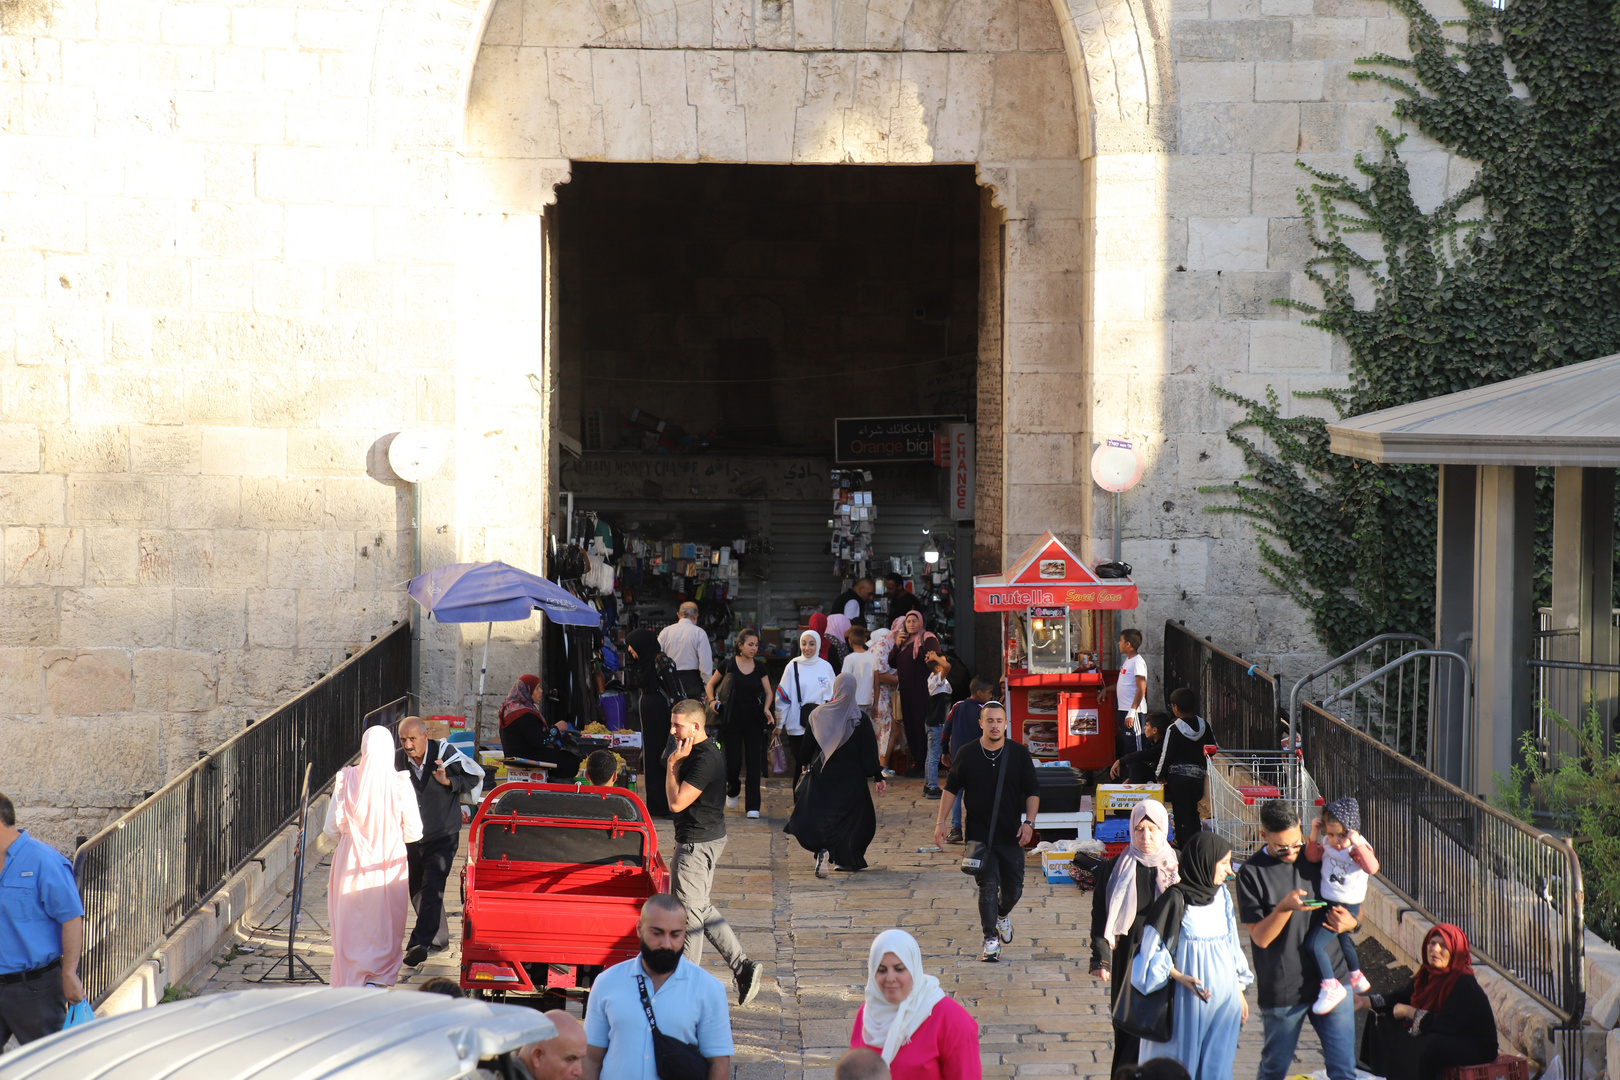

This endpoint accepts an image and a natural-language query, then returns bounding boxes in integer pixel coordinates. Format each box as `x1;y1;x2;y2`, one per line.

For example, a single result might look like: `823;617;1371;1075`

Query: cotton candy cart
973;531;1139;775
1203;747;1324;862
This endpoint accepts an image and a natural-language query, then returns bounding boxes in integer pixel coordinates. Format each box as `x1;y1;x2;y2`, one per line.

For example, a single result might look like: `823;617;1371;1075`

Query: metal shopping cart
1204;749;1323;862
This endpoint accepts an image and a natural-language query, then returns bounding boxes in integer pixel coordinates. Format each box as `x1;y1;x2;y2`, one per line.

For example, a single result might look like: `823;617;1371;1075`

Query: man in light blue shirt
0;791;86;1045
582;893;734;1080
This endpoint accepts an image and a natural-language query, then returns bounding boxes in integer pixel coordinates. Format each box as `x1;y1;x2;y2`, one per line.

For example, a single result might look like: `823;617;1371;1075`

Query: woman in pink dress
849;929;982;1079
321;724;422;987
867;629;901;772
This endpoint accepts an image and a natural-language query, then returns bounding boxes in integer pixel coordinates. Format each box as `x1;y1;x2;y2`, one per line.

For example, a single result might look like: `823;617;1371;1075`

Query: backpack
653;653;685;703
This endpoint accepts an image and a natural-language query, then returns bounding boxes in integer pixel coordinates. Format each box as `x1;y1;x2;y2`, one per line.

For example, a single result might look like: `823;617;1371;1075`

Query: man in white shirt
1113;628;1148;760
659;602;714;700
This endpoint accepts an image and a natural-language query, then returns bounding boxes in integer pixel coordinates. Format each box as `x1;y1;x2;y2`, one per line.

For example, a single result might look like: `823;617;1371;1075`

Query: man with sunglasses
1236;800;1360;1080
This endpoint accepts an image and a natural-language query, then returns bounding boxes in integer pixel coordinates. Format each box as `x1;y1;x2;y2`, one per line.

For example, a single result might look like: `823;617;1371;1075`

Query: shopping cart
1204;749;1323;862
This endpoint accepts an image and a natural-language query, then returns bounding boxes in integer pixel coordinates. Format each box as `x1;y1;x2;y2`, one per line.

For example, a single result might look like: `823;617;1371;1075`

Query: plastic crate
1103;841;1128;859
1440;1056;1531;1080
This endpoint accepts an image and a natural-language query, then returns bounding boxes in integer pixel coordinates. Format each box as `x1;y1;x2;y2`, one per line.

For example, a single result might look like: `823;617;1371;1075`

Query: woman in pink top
849;928;982;1080
320;724;422;987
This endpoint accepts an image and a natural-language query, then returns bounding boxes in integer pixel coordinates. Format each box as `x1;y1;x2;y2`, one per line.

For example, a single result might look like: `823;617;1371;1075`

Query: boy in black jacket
1157;688;1217;848
1108;712;1166;784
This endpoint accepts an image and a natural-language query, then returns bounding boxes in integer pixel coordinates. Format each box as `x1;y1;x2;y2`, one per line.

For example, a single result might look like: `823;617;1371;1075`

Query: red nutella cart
973;531;1139;775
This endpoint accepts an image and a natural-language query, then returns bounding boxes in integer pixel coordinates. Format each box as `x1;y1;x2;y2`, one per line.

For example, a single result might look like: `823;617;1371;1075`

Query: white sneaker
726;796;738;810
1312;979;1346;1014
1349;970;1371;993
815;850;830;878
979;938;1000;962
996;915;1013;944
746;810;760;818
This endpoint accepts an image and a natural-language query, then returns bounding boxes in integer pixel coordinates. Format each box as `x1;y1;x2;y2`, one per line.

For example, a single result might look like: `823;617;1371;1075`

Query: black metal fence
74;622;411;1007
1162;620;1280;751
1298;701;1586;1042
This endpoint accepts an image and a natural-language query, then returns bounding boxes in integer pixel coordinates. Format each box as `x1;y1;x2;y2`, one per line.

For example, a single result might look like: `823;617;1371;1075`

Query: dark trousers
0;966;66;1046
1115;709;1144;761
676;670;706;703
975;841;1026;939
789;731;817;794
1164;773;1204;848
723;718;767;812
406;832;458;951
1107;947;1140;1074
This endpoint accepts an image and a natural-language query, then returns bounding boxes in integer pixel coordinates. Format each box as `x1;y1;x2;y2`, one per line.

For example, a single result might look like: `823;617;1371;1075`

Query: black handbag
1110;922;1179;1042
961;744;1010;875
636;972;709;1080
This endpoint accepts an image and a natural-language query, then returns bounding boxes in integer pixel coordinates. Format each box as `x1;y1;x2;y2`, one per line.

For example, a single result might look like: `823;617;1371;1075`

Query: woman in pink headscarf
825;612;853;673
888;611;940;778
321;725;422;987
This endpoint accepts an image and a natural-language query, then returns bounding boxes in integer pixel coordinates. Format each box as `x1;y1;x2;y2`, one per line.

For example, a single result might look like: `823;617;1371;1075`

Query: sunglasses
1269;842;1306;853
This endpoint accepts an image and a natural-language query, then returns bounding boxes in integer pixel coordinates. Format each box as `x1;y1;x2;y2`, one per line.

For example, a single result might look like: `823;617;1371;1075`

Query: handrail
73;621;411;1007
1162;621;1279;752
1299;701;1585;1049
1286;632;1432;738
1317;648;1473;778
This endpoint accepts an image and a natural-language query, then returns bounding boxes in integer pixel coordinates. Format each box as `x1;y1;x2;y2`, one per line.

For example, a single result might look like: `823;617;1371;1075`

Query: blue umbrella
407;561;599;741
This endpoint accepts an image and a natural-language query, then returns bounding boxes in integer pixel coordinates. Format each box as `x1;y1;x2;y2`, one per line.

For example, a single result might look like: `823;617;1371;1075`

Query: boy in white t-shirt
1113;628;1149;761
841;625;878;713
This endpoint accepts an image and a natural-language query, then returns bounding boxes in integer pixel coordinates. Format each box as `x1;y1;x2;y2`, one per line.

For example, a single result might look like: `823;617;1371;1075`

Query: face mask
640;940;680;974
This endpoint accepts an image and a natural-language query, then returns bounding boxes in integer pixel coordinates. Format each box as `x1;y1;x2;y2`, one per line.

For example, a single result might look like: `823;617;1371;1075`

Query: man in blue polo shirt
581;893;733;1080
0;791;86;1045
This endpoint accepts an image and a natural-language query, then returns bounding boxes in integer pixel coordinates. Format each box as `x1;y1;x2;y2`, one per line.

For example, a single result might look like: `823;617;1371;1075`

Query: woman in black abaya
786;673;887;877
625;627;672;817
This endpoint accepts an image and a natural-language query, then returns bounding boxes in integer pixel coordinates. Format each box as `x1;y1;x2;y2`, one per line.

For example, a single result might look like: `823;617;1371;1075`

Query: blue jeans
1307;901;1362;982
925;724;944;788
1258;998;1357;1080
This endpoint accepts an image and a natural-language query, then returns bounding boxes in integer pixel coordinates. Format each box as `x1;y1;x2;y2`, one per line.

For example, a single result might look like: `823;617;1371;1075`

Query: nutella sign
947;423;974;521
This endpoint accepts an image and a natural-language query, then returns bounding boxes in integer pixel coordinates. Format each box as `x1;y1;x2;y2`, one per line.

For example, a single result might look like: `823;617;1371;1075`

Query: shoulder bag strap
636;972;662;1035
793;663;803;710
984;744;1010;843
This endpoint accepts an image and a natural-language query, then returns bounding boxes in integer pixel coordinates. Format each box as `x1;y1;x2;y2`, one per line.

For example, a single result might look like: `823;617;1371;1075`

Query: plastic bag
62;1000;95;1031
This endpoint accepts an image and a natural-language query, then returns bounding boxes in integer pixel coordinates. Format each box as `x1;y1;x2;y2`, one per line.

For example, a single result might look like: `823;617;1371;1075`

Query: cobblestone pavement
200;778;1344;1078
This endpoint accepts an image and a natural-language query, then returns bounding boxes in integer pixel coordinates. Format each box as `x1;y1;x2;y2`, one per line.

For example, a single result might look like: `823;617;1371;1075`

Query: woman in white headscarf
1088;798;1180;1074
775;628;835;790
786;672;887;877
321;724;423;987
849;929;981;1079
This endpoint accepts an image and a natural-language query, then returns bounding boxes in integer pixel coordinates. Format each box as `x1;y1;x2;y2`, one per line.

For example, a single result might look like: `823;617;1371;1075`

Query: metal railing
1298;701;1586;1071
1533;607;1620;762
73;622;411;1008
1162;621;1280;751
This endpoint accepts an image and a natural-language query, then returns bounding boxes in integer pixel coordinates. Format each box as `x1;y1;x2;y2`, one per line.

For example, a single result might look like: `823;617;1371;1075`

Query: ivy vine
1205;0;1620;660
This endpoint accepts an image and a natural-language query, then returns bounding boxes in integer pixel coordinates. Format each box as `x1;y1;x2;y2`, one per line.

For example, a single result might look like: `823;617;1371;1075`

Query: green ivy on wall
1205;0;1620;660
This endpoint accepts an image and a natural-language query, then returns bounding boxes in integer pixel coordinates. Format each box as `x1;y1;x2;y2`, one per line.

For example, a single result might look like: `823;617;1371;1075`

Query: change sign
834;415;965;464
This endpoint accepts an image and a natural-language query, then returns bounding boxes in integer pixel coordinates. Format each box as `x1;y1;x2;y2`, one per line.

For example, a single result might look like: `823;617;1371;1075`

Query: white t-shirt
843;650;879;707
1320;842;1370;904
927;671;952;696
1116;653;1148;714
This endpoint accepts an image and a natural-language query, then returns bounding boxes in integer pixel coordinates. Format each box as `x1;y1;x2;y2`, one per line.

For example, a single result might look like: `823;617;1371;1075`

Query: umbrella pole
476;621;491;747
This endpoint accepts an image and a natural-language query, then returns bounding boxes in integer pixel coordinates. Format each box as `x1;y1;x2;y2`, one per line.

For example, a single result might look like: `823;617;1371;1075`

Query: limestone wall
0;0;1474;840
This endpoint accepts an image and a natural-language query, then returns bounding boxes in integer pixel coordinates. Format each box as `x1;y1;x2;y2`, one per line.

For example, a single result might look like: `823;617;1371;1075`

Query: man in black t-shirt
1236;800;1359;1080
665;699;764;1005
934;702;1040;962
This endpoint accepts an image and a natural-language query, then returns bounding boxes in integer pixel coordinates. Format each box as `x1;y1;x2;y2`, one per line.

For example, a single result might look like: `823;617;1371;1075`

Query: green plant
1496;703;1620;944
1205;0;1620;658
159;984;196;1003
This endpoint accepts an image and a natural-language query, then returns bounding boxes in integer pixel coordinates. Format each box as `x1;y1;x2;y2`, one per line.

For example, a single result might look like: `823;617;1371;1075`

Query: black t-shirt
672;738;727;844
721;658;768;723
1236;849;1347;1007
943;740;1040;846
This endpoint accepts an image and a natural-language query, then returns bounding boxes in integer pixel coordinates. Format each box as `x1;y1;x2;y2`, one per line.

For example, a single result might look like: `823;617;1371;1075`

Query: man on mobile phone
1236;801;1360;1080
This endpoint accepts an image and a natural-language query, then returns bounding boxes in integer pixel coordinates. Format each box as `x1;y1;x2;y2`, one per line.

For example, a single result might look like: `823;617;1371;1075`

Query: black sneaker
946;827;963;844
403;945;428;968
735;959;764;1005
924;787;942;800
815;849;830;878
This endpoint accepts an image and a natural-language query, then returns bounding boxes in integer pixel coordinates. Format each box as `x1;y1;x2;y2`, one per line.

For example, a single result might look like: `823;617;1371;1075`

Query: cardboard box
1040;851;1076;883
479;750;508;781
425;714;468;740
1097;783;1165;817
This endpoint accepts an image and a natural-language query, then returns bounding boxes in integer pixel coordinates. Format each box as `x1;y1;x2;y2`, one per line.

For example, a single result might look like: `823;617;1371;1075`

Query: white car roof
0;988;555;1080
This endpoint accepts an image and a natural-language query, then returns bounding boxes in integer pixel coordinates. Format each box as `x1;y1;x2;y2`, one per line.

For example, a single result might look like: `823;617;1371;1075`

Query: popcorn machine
973;531;1139;770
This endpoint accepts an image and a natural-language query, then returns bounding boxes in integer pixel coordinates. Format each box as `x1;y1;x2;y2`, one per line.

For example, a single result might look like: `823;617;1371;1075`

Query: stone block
1094;320;1171;378
0;252;45;304
71;369;184;425
1008;320;1083;373
211;530;268;588
1250;319;1332;372
3;194;86;254
0;424;40;471
296;589;389;648
18;308;103;366
1;368;69;425
130;427;202;475
43;648;134;715
1;474;65;526
133;648;218;712
1171;321;1250;376
932;52;993;163
60;588;171;648
126;260;189;309
1006;271;1081;324
217;646;336;708
1405;149;1450;212
1007;373;1083;434
67;477;164;527
200;427;287;477
0;648;41;713
137;529;214;587
109;314;154;365
247;588;297;648
241;478;326;529
354;533;410;592
1172;21;1292;62
1167;155;1251;217
165;476;241;529
173;589;247;652
1252;152;1353;217
267;530;356;589
1006;434;1075;485
1218;270;1292;318
183;371;250;423
1176;432;1248;485
323;477;403;530
284;205;375;263
0;588;57;646
1255;61;1325;102
1187;218;1269;271
1297;101;1344;151
232;7;295;47
1147;272;1220;322
1291;17;1367;61
42;425;129;473
1179;63;1255;104
179;201;283;260
287;432;372;476
84;197;177;258
1007;483;1085;533
85;527;140;587
1231;102;1300;153
4;527;84;587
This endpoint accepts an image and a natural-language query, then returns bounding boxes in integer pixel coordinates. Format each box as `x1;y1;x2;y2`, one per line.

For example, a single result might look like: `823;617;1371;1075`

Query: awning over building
1327;352;1620;467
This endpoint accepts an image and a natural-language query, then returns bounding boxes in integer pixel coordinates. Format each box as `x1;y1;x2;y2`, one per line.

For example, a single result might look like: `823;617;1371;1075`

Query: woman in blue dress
1129;832;1252;1080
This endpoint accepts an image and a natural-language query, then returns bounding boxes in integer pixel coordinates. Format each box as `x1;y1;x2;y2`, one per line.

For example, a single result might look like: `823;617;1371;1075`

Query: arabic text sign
835;415;964;464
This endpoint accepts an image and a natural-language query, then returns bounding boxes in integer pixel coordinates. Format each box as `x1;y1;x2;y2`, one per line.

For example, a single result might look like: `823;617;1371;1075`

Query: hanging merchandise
829;468;877;585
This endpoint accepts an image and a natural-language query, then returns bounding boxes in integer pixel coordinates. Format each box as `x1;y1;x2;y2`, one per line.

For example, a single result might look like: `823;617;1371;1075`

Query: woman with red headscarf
498;673;562;762
888;611;940;779
1356;923;1497;1079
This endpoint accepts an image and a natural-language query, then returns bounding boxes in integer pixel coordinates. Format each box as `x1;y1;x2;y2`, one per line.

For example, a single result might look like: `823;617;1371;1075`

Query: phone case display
829;469;876;579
